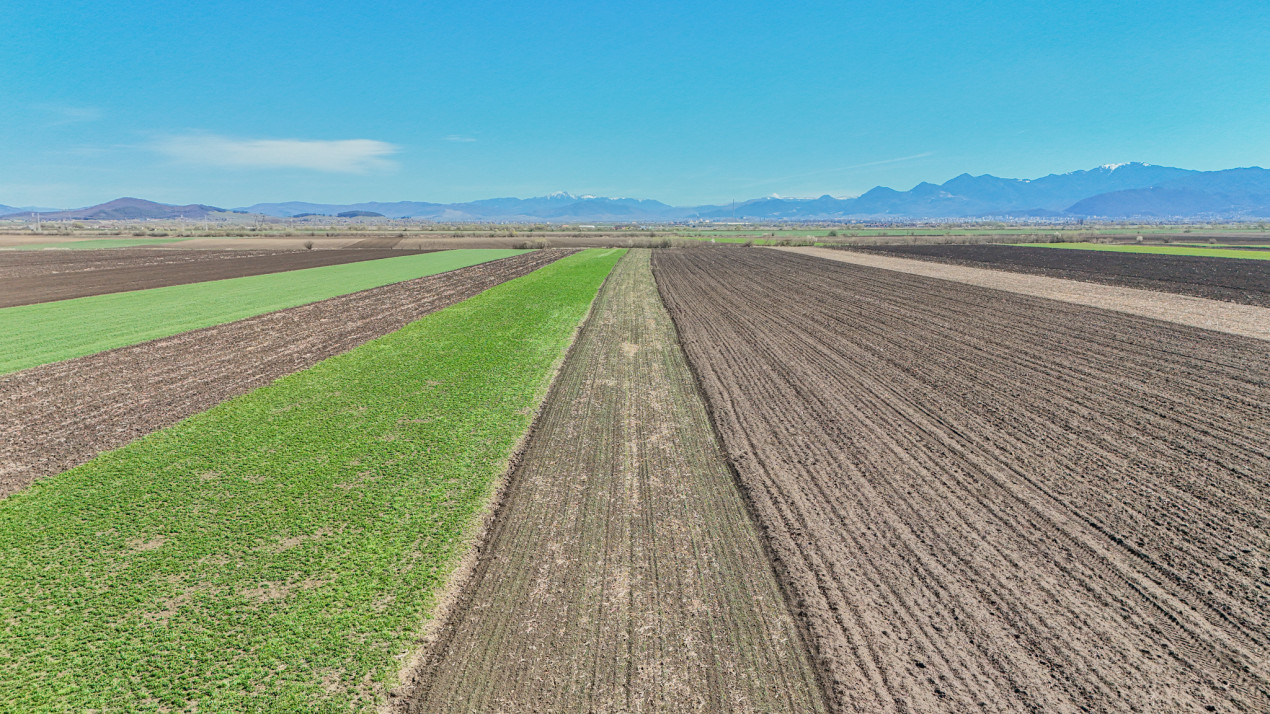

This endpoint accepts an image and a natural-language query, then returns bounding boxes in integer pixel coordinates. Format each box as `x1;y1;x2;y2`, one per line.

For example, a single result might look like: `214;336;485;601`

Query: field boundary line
779;245;1270;341
649;251;835;711
385;249;625;712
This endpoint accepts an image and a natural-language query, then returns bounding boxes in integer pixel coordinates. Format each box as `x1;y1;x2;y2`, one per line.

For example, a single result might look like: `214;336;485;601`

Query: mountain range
6;164;1270;222
1;197;226;221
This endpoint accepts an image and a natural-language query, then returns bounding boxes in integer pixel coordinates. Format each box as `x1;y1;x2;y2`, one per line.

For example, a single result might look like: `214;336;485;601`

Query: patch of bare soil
403;250;825;713
159;237;364;250
0;250;570;499
653;248;1270;713
344;237;405;249
845;243;1270;307
0;248;429;307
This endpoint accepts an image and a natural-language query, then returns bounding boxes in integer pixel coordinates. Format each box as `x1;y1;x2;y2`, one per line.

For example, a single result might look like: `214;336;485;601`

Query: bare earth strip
653;249;1269;713
780;245;1270;341
406;250;826;713
0;250;570;499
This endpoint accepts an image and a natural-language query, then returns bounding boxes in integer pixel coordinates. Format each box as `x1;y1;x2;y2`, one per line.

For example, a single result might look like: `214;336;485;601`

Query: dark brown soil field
847;243;1270;307
653;248;1270;713
405;250;825;713
0;250;569;499
0;247;428;307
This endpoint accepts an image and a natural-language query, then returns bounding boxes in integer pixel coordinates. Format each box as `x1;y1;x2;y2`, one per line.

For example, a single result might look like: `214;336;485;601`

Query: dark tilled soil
0;248;429;308
404;250;825;713
847;243;1270;307
653;248;1270;713
0;250;570;499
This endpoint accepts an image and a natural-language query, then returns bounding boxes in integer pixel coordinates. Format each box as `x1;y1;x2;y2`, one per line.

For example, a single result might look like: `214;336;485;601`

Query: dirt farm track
653;249;1270;712
406;250;825;712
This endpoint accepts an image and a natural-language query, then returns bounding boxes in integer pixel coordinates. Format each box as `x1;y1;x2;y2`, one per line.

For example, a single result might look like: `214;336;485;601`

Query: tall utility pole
33;212;41;233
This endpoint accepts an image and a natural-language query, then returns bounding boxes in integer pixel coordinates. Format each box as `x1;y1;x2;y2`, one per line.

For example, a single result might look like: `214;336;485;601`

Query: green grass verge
0;249;526;374
0;237;195;250
1013;242;1270;260
0;248;623;712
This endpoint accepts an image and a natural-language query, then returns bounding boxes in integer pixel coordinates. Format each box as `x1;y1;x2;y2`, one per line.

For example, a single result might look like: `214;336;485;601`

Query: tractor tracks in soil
653;248;1269;713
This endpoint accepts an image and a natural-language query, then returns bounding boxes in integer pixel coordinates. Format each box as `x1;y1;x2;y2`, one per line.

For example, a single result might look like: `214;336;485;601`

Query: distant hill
240;201;442;219
238;193;680;221
13;164;1270;222
31;198;225;220
0;204;62;217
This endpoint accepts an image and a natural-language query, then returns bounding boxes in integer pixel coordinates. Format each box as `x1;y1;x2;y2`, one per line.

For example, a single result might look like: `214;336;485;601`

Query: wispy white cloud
37;104;103;126
444;134;478;143
738;152;935;188
150;134;400;173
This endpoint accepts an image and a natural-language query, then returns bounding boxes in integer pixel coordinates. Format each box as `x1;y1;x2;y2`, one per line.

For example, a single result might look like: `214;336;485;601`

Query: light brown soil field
653;248;1270;713
0;247;429;307
171;234;671;251
390;235;662;251
154;237;364;250
0;250;570;499
0;248;259;281
345;236;406;249
405;250;826;713
0;235;90;248
783;246;1270;342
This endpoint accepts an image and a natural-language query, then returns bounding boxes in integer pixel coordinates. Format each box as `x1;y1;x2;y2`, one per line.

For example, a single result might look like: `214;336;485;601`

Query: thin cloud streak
37;104;103;126
151;134;400;173
738;152;935;189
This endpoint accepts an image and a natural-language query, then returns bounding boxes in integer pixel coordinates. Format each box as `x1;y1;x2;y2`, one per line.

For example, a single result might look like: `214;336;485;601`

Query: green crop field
0;248;622;712
0;237;196;250
0;248;526;374
1014;242;1270;260
1171;242;1270;248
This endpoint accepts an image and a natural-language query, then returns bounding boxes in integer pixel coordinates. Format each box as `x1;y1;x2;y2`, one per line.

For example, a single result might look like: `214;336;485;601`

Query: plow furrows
407;250;825;713
0;250;569;498
652;248;1270;713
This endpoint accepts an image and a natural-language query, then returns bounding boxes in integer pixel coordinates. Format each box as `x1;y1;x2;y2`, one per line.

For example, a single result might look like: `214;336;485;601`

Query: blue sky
2;0;1267;207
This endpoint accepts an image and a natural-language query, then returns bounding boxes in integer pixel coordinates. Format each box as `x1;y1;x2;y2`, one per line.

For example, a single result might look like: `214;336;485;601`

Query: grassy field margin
0;248;623;712
0;248;525;373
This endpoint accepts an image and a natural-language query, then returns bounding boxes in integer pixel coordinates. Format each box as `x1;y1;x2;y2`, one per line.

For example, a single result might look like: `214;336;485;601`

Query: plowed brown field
0;250;568;499
0;247;428;307
406;250;826;713
848;243;1270;307
653;248;1270;713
